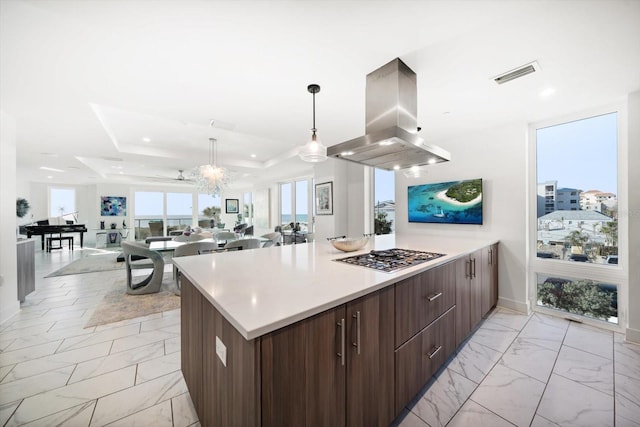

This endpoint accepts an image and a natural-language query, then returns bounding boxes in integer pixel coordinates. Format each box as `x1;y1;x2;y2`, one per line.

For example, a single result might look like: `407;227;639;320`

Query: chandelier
192;138;229;196
298;83;327;162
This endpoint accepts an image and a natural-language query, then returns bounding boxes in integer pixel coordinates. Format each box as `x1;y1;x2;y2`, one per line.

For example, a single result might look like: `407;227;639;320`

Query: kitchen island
174;234;499;426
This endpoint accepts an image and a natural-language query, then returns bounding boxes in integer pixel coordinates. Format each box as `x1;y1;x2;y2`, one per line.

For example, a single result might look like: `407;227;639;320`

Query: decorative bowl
330;236;369;252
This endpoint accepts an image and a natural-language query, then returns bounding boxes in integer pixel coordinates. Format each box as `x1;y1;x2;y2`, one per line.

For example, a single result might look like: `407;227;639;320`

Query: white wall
395;122;529;313
627;90;640;343
0;111;20;324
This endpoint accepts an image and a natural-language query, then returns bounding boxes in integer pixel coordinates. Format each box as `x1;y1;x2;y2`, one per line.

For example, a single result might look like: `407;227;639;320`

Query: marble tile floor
2;247;640;426
394;305;640;427
0;247;198;426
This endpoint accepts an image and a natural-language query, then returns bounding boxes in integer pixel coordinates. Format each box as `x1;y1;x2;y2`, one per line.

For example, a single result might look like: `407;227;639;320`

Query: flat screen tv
408;178;483;225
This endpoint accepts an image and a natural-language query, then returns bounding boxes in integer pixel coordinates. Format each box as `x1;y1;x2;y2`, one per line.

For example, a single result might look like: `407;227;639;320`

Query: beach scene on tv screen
408;179;483;224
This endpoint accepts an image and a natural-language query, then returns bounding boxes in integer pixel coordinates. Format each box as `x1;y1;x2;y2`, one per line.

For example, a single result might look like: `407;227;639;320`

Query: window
198;193;221;227
49;187;75;219
134;191;163;239
280;182;292;227
295;181;308;227
166;192;193;233
536;112;618;263
532;111;621;326
279;178;313;237
374;168;395;234
243;192;253;225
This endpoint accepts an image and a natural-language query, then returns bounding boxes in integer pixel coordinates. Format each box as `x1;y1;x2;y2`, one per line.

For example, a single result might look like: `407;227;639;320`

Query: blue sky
537;112;617;194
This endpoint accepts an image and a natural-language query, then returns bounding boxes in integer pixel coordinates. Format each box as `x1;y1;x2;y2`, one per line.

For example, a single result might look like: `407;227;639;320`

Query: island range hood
327;58;450;171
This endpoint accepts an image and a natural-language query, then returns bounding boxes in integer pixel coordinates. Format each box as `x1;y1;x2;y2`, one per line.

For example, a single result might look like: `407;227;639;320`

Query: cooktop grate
334;248;446;273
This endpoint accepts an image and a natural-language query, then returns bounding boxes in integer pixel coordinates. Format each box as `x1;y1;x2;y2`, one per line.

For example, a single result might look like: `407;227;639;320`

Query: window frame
527;103;629;331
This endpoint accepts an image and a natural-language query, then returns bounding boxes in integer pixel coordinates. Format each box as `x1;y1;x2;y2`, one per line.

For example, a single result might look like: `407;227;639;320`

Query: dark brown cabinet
262;286;395;427
456;246;499;346
481;244;499;317
181;279;203;416
395;261;456;348
17;240;35;302
181;243;498;427
395;307;455;413
261;305;346;427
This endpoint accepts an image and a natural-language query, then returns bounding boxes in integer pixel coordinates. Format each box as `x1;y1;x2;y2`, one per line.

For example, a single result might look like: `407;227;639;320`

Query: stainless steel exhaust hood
327;58;450;170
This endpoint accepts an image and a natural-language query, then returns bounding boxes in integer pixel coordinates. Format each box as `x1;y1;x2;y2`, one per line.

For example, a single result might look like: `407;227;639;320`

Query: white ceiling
2;0;639;189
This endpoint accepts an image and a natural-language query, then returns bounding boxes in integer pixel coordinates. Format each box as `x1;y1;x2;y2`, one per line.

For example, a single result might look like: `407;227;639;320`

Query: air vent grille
494;61;539;84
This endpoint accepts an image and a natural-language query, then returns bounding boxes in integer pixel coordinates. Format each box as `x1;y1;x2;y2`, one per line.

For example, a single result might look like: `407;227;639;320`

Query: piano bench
47;236;74;252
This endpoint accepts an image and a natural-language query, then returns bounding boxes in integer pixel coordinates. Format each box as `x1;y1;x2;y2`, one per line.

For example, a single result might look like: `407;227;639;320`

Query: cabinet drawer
395;262;455;347
395;306;455;414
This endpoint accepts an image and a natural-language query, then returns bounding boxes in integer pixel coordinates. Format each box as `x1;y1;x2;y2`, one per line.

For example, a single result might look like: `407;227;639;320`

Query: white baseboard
497;296;530;315
625;327;640;345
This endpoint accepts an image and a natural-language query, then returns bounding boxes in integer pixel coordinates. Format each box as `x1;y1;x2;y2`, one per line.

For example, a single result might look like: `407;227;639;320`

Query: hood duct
327;58;450;170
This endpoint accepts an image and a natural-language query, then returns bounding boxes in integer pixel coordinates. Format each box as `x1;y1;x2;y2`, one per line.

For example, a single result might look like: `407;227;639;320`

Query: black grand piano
25;221;87;251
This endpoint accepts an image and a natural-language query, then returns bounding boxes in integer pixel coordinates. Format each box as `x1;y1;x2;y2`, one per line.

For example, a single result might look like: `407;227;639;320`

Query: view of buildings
536;180;618;262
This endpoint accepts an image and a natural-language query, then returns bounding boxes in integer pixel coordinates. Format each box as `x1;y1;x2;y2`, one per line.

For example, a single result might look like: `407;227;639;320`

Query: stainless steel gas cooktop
334;248;446;273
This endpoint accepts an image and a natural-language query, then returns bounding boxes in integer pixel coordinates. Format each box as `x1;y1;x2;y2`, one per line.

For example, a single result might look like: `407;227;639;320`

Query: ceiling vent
493;61;540;84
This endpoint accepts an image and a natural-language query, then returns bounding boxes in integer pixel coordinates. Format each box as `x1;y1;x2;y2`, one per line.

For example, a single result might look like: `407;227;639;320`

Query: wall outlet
215;336;227;367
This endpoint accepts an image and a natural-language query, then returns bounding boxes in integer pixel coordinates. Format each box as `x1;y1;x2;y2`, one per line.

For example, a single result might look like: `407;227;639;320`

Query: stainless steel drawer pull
427;345;442;359
352;311;361;355
427;292;443;302
337;318;345;366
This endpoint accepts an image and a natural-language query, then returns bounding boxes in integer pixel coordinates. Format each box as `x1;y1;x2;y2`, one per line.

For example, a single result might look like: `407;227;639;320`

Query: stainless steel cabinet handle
489;249;493;265
472;258;476;278
427;345;442;359
426;292;443;302
465;260;470;278
352;311;361;355
337;318;345;366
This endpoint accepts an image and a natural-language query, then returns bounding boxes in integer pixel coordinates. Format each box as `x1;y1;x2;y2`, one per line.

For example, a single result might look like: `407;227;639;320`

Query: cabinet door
181;278;203;416
469;249;483;329
262;305;346;427
346;286;395;427
481;244;499;317
454;256;471;346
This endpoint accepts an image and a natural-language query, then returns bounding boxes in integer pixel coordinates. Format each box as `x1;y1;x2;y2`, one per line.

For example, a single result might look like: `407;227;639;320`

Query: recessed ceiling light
142;137;151;143
539;87;556;97
39;166;65;172
250;154;256;158
428;158;436;164
393;165;400;170
410;166;420;172
341;151;354;156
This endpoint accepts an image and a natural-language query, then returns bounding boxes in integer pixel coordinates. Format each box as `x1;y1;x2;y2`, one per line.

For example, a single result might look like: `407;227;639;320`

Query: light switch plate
215;336;227;367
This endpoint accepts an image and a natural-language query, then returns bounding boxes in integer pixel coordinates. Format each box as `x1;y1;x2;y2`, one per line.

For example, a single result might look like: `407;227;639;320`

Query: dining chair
224;238;262;251
173;233;207;242
173;241;221;291
214;231;237;246
261;232;281;248
121;241;165;295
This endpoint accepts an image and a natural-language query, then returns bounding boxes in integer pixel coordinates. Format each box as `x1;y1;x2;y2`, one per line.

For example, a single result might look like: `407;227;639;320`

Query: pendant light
298;83;327;162
193;137;229;196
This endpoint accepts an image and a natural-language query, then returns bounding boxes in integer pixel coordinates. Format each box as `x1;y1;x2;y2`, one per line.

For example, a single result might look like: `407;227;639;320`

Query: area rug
85;282;180;328
45;253;124;277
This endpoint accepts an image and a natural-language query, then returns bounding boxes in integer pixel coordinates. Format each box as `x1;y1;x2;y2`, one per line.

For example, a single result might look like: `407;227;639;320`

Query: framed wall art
407;178;483;225
315;181;333;215
225;198;239;214
101;196;127;216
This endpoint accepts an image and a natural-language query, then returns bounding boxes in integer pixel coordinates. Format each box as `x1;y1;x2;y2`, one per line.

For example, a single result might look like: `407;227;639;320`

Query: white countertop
173;234;497;340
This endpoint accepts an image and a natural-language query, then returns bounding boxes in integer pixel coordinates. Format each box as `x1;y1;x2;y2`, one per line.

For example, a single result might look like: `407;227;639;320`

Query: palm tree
600;221;618;247
565;230;589;253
